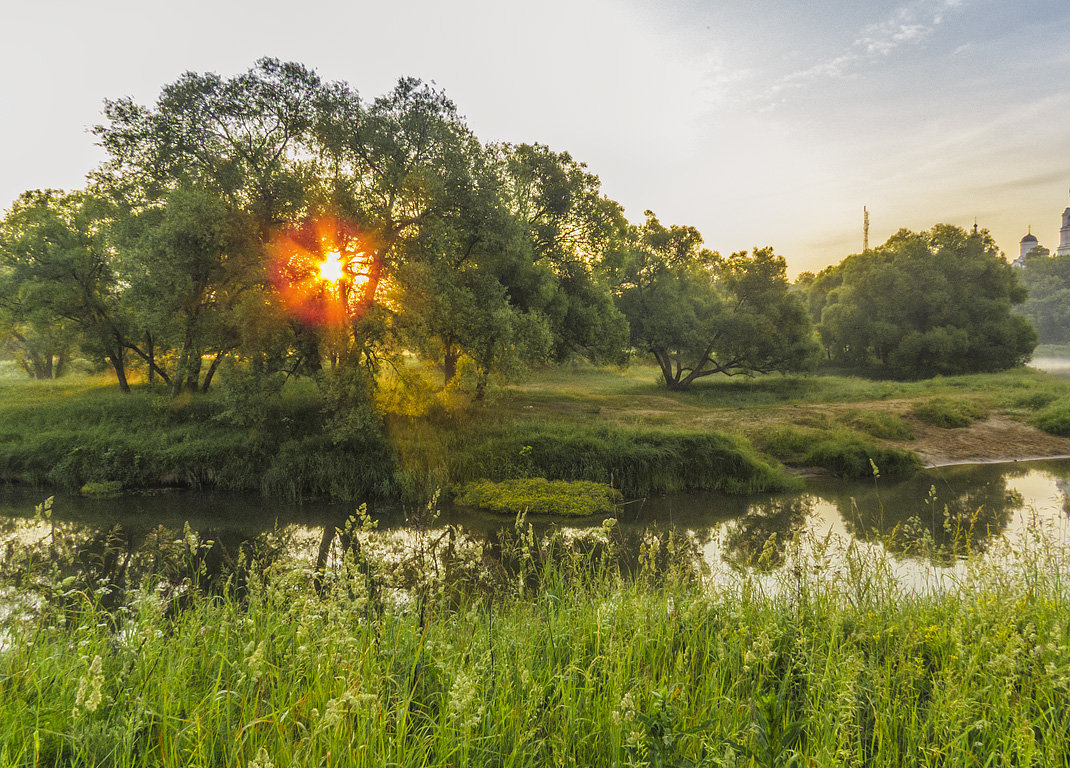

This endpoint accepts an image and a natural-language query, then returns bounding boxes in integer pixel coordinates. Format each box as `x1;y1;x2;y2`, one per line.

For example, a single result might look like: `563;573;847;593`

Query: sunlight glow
318;251;346;282
268;216;377;326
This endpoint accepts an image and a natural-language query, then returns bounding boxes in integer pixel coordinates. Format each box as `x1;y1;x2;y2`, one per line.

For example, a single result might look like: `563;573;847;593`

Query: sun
318;251;346;283
269;216;377;326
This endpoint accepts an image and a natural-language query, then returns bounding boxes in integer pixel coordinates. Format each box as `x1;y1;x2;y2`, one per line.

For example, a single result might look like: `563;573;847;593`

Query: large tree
121;187;263;394
810;225;1036;376
0;190;133;390
497;143;629;363
616;212;817;390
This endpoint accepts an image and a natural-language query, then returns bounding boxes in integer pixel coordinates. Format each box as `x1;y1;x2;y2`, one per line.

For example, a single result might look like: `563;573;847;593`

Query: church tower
1017;228;1038;266
1058;190;1070;256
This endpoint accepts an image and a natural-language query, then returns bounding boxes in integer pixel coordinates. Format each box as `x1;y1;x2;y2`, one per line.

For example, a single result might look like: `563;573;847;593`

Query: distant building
1015;190;1070;265
1014;229;1039;268
1059;192;1070;256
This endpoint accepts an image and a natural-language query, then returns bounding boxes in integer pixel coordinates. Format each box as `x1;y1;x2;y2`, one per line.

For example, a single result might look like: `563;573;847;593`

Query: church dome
1021;233;1038;243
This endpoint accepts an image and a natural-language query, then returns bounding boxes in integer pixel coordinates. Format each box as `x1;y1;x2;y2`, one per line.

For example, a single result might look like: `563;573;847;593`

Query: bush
840;410;915;441
806;436;922;479
457;478;622;517
1034;397;1070;437
455;424;800;497
751;425;825;463
911;398;988;428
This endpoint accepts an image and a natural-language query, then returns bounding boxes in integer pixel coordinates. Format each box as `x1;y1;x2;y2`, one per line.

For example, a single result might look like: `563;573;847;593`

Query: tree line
0;59;1036;397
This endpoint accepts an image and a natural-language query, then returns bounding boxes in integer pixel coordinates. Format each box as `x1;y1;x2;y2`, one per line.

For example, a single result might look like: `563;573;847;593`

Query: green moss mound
457;478;622;517
911;398;989;428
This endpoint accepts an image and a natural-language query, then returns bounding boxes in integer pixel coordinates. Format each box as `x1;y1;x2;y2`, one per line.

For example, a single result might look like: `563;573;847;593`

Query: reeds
3;512;1070;766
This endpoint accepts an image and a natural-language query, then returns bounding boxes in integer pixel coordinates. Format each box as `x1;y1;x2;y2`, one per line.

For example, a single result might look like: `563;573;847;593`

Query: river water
2;458;1069;593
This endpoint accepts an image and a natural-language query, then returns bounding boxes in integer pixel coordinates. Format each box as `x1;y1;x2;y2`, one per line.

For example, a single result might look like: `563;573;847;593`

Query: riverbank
2;364;1069;499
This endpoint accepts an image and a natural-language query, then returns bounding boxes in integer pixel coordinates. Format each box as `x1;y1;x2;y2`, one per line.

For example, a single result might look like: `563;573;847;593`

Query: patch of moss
457;478;623;517
79;480;124;496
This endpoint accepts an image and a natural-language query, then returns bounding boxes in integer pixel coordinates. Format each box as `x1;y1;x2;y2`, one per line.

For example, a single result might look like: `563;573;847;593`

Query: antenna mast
863;206;870;251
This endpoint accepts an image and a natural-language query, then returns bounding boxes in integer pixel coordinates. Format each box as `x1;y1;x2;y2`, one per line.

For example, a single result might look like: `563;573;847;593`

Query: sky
2;0;1069;275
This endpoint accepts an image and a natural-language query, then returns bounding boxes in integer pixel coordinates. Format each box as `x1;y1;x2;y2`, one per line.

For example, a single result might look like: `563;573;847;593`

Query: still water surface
2;459;1069;589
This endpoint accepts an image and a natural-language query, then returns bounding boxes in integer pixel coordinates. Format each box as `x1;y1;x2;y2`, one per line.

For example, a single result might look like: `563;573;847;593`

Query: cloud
773;0;967;93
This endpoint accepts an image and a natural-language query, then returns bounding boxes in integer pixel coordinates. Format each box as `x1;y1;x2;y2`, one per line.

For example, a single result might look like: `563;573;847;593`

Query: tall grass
3;516;1070;766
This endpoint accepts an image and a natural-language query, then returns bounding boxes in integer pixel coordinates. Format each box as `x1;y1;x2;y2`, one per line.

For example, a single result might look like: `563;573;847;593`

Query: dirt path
901;415;1070;467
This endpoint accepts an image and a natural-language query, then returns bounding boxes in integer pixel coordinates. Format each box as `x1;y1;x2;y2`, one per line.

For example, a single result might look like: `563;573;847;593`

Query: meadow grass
2;363;1069;501
910;398;990;429
3;518;1070;767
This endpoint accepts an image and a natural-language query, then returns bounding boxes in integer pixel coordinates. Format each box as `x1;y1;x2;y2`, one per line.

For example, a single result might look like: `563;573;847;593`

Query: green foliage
616;213;818;390
1033;396;1070;436
457;478;623;517
809;225;1036;377
806;435;921;478
1016;249;1070;344
911;397;989;428
455;423;800;496
839;410;916;440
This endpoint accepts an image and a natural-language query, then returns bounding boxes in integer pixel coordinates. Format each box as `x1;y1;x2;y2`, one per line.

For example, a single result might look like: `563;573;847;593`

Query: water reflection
1;460;1069;605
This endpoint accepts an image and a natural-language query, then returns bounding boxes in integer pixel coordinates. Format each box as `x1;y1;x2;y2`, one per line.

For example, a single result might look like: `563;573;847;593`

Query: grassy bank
2;363;1069;501
3;525;1069;766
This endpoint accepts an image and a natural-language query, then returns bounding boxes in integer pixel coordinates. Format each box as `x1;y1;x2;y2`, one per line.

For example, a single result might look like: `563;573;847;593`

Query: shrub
456;424;800;496
806;436;922;479
457;478;622;517
840;410;915;441
911;398;988;428
751;425;824;463
1034;397;1070;437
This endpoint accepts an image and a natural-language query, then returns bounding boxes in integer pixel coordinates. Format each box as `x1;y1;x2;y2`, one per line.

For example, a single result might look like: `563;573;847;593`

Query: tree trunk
146;333;156;385
171;347;190;397
200;350;227;393
474;368;488;401
108;350;131;393
443;343;458;386
185;353;202;392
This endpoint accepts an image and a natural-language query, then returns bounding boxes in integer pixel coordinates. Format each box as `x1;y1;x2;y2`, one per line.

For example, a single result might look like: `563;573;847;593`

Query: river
2;458;1069;595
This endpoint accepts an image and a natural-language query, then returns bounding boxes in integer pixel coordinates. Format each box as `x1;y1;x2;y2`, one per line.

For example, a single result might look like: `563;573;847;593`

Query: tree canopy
0;59;1042;400
615;212;818;390
807;225;1035;377
1016;248;1070;345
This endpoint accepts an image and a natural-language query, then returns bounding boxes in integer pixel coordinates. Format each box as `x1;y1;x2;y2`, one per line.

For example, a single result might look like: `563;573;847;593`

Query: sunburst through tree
269;216;378;326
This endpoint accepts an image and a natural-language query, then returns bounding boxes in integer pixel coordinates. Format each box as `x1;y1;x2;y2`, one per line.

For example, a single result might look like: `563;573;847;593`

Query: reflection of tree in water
823;471;1017;563
721;497;813;572
1;512;299;614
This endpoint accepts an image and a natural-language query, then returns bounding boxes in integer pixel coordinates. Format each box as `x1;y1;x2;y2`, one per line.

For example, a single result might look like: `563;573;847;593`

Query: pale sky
2;0;1068;274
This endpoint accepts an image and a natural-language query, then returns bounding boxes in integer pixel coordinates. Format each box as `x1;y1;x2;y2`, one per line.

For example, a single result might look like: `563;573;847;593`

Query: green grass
0;374;397;501
1034;396;1070;437
4;522;1070;766
457;478;623;517
4;363;1070;501
838;410;916;441
911;397;990;428
751;424;921;478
